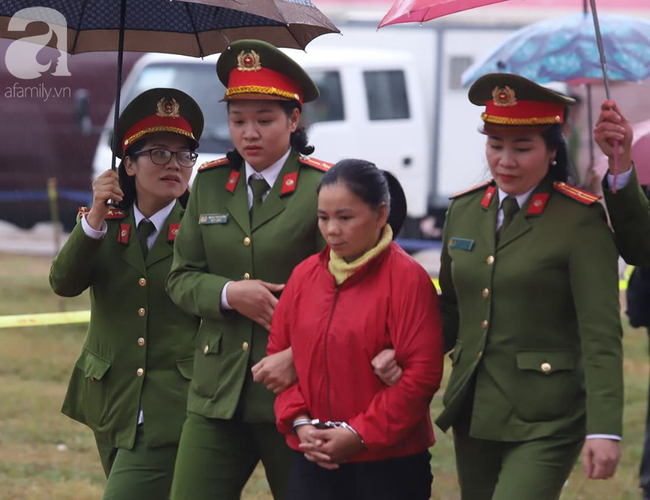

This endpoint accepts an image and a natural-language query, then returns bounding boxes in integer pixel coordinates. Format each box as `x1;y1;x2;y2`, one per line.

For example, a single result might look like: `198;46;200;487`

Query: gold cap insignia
156;97;180;118
492;86;517;107
237;50;262;72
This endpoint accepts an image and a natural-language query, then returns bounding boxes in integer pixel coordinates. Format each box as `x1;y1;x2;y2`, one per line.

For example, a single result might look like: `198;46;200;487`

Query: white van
92;47;433;226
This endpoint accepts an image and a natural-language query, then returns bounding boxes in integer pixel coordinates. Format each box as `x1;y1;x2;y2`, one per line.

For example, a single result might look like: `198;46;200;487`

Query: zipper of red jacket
323;287;339;420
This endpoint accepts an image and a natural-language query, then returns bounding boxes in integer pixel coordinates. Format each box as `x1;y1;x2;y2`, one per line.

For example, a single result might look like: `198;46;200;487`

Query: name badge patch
199;213;229;225
449;238;474;251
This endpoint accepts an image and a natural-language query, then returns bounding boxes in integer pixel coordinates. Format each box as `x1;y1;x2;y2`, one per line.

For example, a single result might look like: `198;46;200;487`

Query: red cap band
123;114;195;154
226;67;303;104
483;99;564;126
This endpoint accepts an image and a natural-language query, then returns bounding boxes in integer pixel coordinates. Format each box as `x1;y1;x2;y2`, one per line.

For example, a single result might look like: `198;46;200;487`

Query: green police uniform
50;88;203;500
603;167;650;266
436;74;624;500
166;39;328;500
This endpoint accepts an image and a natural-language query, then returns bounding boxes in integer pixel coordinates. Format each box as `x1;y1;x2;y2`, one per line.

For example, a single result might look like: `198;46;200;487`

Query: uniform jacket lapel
225;168;252;237
496;176;553;250
121;209;146;276
250;152;301;233
146;201;184;268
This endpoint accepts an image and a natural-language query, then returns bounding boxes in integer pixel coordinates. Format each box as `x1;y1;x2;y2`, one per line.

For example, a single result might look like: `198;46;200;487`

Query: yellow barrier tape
432;279;629;291
0;310;90;329
0;271;633;329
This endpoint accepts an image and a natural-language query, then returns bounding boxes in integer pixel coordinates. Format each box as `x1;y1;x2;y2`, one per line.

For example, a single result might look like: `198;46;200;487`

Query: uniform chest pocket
513;350;580;423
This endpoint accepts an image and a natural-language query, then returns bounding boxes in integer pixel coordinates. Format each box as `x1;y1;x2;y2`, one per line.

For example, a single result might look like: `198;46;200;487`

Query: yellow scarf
328;225;393;285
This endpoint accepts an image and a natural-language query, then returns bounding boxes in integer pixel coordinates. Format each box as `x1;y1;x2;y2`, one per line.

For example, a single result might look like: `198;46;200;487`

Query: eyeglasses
132;148;198;168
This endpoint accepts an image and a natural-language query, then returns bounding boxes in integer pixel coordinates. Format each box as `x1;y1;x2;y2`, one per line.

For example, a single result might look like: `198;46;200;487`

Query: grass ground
0;252;646;500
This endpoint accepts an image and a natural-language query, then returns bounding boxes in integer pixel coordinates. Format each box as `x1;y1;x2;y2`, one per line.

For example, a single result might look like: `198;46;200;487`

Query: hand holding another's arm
252;347;296;393
226;279;285;330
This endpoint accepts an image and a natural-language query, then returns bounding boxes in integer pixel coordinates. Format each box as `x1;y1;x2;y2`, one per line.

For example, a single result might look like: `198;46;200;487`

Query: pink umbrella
379;0;508;25
379;0;624;188
595;120;650;186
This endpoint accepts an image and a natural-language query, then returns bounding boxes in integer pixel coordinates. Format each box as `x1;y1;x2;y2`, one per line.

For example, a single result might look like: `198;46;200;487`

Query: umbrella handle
588;0;611;100
612;141;619;194
107;0;127;207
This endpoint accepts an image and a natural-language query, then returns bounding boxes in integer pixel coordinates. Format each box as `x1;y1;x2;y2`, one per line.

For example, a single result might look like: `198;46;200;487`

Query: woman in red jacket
267;159;445;500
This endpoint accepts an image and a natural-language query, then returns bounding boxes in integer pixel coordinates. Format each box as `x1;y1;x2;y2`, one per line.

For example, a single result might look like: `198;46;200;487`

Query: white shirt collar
498;186;537;210
245;148;291;189
133;199;176;234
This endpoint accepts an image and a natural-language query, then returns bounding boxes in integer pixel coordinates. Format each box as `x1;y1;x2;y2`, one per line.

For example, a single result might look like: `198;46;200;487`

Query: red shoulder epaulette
553;181;601;205
77;206;90;220
299;156;332;172
198;157;230;172
449;180;494;200
105;208;127;219
77;206;126;221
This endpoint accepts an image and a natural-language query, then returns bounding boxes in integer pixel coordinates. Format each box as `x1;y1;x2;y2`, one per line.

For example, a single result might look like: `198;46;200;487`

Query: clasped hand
296;424;365;470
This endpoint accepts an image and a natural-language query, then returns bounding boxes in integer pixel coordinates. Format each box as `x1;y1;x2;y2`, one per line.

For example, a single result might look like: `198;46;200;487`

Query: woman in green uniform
50;88;203;499
595;100;650;499
436;74;623;500
166;39;331;500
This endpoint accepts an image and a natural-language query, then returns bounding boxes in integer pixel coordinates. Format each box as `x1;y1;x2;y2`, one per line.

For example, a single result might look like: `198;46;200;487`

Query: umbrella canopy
461;13;650;86
379;0;508;27
0;0;339;55
595;119;650;185
0;0;338;173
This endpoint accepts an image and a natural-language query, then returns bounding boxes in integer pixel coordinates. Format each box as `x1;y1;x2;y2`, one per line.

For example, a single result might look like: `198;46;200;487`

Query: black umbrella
0;0;339;171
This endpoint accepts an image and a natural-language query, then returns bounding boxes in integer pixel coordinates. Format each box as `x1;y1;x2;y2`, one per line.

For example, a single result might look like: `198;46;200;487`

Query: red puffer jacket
268;242;444;462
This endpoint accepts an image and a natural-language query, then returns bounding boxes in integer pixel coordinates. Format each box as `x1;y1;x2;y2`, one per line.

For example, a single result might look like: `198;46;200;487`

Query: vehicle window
363;70;410;121
449;56;474;90
302;70;344;125
123;63;233;154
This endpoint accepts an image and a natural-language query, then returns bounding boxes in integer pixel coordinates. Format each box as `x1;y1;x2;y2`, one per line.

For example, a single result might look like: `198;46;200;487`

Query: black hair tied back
383;170;407;237
318;159;408;238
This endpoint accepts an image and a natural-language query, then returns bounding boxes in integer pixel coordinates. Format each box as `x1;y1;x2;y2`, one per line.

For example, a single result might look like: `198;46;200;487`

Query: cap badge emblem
156;97;180;118
237;50;262;72
492;86;517;107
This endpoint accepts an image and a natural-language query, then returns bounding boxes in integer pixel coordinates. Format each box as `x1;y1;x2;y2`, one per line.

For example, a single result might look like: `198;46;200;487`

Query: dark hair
317;159;407;237
541;124;571;183
225;100;314;164
117;137;192;210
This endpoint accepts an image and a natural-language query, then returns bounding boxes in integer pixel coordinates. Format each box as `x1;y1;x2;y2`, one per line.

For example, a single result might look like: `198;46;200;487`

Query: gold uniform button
482;288;490;298
242;342;249;352
244;237;251;247
136;368;144;377
481;320;488;329
244;273;251;280
138;278;147;287
477;350;483;359
137;337;145;347
487;255;495;265
541;362;552;373
138;308;146;317
203;345;209;354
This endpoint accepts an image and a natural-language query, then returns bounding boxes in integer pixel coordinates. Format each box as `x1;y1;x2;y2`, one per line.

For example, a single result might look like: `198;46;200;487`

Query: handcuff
292;418;365;445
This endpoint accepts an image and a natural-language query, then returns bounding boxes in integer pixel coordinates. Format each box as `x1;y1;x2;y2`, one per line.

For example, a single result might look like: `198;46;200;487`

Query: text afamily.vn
5;82;71;101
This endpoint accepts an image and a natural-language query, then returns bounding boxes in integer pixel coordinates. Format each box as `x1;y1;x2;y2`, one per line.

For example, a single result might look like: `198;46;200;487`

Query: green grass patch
0;253;646;499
